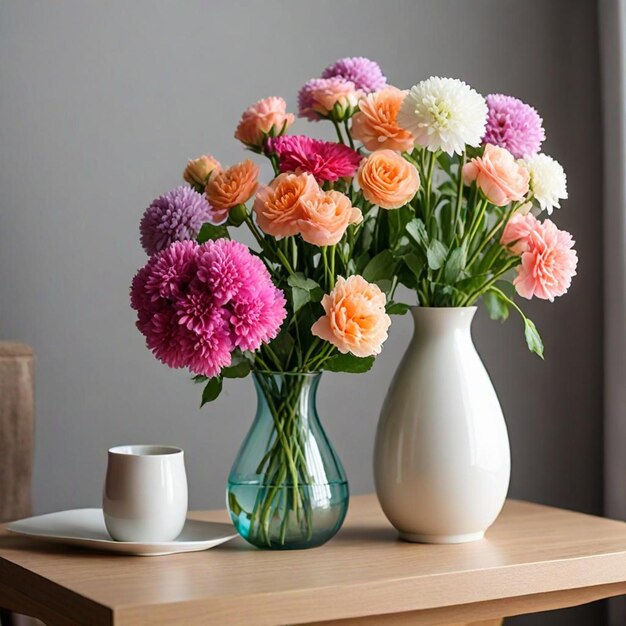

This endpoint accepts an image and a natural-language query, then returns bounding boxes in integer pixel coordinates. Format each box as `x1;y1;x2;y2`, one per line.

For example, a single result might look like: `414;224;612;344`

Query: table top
1;495;626;626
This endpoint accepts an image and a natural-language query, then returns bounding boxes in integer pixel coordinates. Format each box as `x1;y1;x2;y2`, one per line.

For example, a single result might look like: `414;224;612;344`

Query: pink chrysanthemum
196;239;258;305
483;94;545;158
130;239;286;377
139;186;213;256
229;285;287;351
322;57;387;93
267;135;362;182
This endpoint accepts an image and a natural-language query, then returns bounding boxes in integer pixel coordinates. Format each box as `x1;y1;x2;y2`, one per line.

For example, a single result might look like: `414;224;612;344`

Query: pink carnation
500;212;540;255
513;219;578;301
130;240;286;377
267;135;362;182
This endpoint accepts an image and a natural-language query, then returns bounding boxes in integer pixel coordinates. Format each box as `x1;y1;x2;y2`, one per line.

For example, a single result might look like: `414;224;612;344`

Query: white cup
103;445;188;542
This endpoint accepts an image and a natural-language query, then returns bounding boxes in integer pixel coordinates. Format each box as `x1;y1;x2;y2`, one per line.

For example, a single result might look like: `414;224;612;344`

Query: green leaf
192;375;208;384
524;318;544;359
287;273;320;292
363;250;397;283
483;289;509;322
406;218;429;249
403;252;425;278
201;377;223;406
291;287;311;313
221;360;251;378
386;302;411;315
444;246;467;283
197;222;229;243
426;239;448;270
374;278;393;295
268;330;295;363
287;273;323;313
324;353;375;373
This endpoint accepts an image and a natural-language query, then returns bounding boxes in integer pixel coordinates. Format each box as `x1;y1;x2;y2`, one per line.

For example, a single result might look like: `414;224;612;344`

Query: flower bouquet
130;55;577;548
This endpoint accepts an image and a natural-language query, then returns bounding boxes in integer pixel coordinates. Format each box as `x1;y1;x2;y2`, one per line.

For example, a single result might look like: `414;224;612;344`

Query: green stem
343;120;355;149
452;151;466;239
331;119;346;144
461;257;519;306
244;215;265;249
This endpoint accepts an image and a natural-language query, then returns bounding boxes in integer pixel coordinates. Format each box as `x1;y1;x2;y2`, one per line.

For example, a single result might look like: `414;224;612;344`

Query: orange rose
253;172;319;238
351;87;414;152
311;275;391;357
183;154;221;188
205;160;259;219
462;144;530;206
297;190;362;246
357;150;420;209
234;97;295;148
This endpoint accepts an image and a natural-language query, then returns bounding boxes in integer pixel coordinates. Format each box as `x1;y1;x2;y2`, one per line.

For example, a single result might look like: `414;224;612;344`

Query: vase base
399;530;485;544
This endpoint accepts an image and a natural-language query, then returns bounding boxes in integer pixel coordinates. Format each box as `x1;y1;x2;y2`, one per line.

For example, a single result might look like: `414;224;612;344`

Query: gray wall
0;1;603;624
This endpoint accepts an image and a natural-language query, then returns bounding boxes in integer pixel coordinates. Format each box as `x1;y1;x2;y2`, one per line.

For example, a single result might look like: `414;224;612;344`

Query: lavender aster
140;186;212;256
483;94;545;158
322;56;387;93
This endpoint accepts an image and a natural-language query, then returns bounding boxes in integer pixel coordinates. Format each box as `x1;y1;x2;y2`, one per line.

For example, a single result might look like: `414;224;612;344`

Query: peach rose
234;97;295;148
311;275;391;357
462;144;530;206
205;160;259;220
351;87;414;152
297;190;362;247
253;172;319;238
357;150;420;209
310;77;363;119
183;154;221;188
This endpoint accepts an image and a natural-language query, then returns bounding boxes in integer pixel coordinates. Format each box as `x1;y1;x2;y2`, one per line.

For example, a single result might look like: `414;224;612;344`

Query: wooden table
0;495;625;626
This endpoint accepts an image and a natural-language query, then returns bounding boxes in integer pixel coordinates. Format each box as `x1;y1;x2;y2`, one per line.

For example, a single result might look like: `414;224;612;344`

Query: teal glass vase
227;371;349;549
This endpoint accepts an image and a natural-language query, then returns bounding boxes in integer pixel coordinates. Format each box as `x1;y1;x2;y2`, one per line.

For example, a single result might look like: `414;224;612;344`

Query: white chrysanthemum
522;153;568;214
397;77;488;155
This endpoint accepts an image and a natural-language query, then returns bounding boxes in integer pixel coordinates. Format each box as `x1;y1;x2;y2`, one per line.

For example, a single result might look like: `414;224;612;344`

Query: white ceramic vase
374;307;510;543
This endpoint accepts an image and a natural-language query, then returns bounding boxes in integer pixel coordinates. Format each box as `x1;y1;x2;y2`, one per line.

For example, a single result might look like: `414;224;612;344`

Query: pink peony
513;219;578;301
235;97;295;149
130;239;286;377
267;135;362;182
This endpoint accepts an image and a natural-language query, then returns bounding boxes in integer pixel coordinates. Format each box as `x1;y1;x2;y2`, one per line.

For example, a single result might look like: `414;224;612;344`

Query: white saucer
6;509;238;556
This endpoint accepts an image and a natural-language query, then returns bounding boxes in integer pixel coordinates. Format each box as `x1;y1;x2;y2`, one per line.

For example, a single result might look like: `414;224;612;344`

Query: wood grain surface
1;495;625;625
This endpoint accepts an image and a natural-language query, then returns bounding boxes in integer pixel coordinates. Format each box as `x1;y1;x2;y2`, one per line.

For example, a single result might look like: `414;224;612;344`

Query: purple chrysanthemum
322;56;387;94
139;186;213;256
483;94;545;158
130;239;286;378
267;135;362;182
